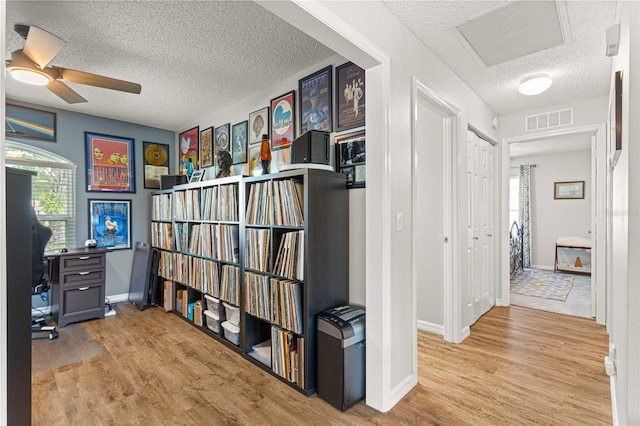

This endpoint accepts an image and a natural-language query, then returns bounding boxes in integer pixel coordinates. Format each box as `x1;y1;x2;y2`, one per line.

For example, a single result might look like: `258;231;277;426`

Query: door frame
500;123;607;325
411;77;460;347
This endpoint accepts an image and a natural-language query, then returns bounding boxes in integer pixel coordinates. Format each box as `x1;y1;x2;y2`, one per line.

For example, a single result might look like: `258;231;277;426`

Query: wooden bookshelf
150;169;347;395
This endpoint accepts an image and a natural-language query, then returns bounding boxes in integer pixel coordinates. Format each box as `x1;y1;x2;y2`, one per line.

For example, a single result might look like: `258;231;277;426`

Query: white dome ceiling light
518;74;553;96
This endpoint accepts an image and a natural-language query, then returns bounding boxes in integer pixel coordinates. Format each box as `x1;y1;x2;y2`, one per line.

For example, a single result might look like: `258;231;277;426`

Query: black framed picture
143;141;170;189
85;131;136;193
214;123;230;156
88;199;132;250
232;120;248;165
299;65;332;134
249;107;269;146
6;103;57;142
200;127;214;168
335;130;366;189
271;91;296;150
335;62;365;132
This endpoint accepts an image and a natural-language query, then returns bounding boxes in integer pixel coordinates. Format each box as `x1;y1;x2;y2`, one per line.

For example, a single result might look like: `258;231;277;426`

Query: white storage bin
203;309;221;334
222;302;240;326
221;321;240;346
205;294;225;319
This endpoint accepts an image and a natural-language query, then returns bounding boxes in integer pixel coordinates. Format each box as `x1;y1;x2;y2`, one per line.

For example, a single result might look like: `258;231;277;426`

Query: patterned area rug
511;268;574;301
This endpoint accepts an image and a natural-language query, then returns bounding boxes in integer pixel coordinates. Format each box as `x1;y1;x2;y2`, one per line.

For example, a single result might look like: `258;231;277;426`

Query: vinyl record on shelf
144;144;168;166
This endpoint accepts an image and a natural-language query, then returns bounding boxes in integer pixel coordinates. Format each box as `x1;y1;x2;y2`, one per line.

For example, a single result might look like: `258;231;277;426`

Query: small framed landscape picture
200;127;214;168
232;120;248;165
554;181;585;199
299;65;332;134
249;107;269;146
334;130;366;189
88;199;132;250
6;103;57;142
271;91;296;150
179;126;199;175
335;62;365;132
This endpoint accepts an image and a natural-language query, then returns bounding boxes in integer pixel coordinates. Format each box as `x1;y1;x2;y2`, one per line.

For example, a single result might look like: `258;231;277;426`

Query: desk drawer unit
60;254;105;271
58;283;105;328
60;269;105;287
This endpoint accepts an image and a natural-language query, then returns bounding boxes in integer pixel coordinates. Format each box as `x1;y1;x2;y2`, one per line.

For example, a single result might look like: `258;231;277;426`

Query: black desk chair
31;210;59;340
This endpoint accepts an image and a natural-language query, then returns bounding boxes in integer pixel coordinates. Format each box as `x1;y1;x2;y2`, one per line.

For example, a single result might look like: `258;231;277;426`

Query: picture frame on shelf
334;130;366;189
554;181;585;200
6;103;57;143
335;61;365;132
189;169;205;183
270;90;296;150
88;199;132;250
232;120;248;165
249;106;269;146
299;65;332;134
143;141;170;189
85;131;136;193
179;126;199;175
200;127;214;168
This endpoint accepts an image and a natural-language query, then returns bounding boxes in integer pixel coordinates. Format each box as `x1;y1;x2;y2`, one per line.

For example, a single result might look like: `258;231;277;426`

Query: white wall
608;2;640;424
260;0;498;411
511;150;591;269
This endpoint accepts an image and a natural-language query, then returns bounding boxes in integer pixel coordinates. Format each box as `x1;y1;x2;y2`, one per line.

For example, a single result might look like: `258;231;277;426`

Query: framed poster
335;62;365;131
85;132;135;192
143;141;170;189
334;130;366;189
6;103;57;142
232;120;248;165
200;127;214;168
179;126;199;175
214;123;230;155
554;181;585;199
270;91;296;150
249;106;269;146
88;199;132;250
299;65;332;133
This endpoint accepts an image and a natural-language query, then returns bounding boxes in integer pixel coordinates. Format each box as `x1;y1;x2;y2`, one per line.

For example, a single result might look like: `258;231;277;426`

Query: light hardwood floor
32;303;611;425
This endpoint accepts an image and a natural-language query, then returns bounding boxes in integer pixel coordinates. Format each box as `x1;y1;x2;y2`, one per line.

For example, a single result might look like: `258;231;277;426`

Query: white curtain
518;165;533;268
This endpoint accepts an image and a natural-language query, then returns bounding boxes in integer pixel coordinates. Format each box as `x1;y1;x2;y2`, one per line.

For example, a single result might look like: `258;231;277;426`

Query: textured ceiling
382;0;617;115
5;1;617;133
5;1;336;132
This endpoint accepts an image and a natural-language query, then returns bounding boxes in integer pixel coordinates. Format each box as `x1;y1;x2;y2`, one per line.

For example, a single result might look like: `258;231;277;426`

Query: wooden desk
47;248;111;327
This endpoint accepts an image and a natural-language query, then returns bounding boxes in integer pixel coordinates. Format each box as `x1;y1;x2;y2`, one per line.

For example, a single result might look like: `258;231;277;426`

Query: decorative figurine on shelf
259;134;272;175
216;150;232;178
186;158;194;180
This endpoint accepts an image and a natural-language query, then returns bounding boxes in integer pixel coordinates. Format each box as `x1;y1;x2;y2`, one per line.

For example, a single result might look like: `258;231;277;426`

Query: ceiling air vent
525;108;573;132
456;1;570;67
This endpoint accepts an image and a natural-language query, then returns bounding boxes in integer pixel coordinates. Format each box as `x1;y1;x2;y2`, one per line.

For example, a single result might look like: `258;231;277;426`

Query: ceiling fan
5;24;141;104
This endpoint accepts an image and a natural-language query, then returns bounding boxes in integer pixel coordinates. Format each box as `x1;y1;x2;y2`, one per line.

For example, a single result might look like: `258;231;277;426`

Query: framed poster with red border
179;126;199;175
85;131;136;192
270;90;296;150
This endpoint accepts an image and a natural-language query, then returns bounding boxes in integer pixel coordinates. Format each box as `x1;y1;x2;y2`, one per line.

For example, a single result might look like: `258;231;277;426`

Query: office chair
31;209;58;340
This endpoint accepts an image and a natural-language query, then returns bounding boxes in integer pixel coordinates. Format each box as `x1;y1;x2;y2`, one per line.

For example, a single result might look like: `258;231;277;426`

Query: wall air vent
525;108;573;132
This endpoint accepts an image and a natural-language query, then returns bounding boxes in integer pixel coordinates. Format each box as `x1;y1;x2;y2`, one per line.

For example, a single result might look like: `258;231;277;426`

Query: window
5;142;76;249
509;176;520;227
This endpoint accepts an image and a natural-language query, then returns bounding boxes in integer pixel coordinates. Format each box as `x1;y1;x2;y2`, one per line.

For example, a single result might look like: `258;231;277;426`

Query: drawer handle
78;256;91;260
78;272;91;276
78;287;90;291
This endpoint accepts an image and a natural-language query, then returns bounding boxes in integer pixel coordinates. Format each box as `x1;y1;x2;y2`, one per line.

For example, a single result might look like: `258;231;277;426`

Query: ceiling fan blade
54;67;142;94
47;80;87;104
22;25;66;69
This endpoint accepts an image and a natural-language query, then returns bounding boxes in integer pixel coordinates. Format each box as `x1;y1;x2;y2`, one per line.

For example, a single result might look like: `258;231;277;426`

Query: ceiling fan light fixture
518;74;553;96
8;68;51;86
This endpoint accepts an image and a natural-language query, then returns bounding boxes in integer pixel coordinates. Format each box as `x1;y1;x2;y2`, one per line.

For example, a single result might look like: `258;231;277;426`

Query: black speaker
291;131;330;165
160;174;187;189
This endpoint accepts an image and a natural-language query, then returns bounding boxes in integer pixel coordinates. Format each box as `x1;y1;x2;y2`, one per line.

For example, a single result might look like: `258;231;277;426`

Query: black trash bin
317;305;365;411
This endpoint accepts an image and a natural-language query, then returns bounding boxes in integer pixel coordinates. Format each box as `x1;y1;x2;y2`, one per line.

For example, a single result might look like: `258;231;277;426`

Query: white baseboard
105;293;130;304
610;375;618;426
417;319;444;335
388;373;418;412
458;326;471;343
532;264;554;271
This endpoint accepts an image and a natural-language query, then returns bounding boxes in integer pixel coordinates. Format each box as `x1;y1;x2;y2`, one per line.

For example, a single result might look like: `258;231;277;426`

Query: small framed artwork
554;181;585;200
249;106;269;146
200;127;214;168
299;65;332;133
271;91;296;150
232;120;248;165
88;199;132;250
189;169;205;183
335;61;365;132
214;123;230;156
143;141;170;189
179;126;199;175
85;132;136;193
6;103;57;142
335;130;366;189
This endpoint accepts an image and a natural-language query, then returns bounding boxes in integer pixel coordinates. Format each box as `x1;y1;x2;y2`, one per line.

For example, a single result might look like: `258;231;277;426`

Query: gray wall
8;99;175;298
